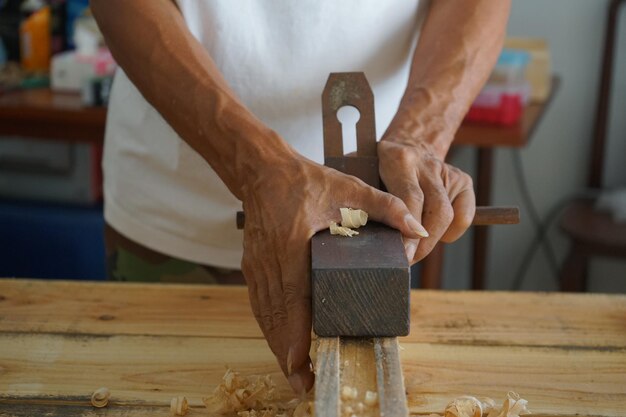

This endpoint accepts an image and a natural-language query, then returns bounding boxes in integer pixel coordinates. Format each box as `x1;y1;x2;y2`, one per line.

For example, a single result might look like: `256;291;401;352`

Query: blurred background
0;0;624;293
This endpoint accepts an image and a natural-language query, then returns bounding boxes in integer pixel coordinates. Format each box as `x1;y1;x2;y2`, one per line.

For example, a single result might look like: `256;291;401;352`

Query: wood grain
312;223;410;337
1;280;624;348
0;280;625;416
315;338;409;417
0;331;624;416
374;338;408;417
314;338;340;417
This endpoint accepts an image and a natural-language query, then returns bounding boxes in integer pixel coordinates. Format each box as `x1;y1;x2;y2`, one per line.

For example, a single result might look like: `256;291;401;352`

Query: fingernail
404;214;429;238
288;372;305;395
405;242;417;261
287;347;294;376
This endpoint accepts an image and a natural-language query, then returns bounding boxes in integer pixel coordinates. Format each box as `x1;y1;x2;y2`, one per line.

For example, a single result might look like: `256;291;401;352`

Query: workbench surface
0;279;624;416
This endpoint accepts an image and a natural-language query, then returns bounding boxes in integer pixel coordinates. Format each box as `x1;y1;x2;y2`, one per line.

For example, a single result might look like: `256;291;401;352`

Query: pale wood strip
1;280;625;349
374;338;408;417
0;332;624;416
340;338;380;417
314;337;340;417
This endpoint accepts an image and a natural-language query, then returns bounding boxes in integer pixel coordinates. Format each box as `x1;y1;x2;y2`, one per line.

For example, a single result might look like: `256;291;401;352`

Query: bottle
19;0;51;72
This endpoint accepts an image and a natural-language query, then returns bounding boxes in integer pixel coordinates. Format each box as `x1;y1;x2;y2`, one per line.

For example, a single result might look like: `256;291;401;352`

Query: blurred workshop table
421;77;561;290
0;82;560;290
0;88;106;142
0;279;624;416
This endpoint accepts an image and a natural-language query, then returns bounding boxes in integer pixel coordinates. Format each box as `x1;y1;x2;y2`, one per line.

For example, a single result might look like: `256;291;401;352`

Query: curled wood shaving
364;390;378;406
170;396;189;416
339;208;368;229
329;221;359;237
485;392;530;417
340;386;358;401
203;369;312;417
330;208;368;237
438;392;529;417
90;387;110;408
444;396;484;417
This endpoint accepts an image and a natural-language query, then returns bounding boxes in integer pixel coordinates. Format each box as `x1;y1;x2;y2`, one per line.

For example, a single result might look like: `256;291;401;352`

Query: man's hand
240;152;426;394
378;140;475;264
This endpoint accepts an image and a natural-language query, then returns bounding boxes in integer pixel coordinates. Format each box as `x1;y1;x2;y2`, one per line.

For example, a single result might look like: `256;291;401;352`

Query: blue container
0;200;106;280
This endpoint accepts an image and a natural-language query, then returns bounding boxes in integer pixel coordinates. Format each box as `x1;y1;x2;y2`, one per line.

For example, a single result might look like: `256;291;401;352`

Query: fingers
242;226;314;395
241;236;291;380
413;182;454;262
381;172;428;263
440;187;475;243
351;183;428;241
280;239;314;394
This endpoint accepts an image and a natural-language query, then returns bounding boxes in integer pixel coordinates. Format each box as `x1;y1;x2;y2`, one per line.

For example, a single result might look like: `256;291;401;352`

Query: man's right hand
239;149;426;394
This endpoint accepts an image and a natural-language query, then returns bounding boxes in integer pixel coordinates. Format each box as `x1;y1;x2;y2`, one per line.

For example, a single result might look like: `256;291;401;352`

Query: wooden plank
315;338;408;417
339;338;381;417
311;224;410;337
374;338;408;417
0;331;624;416
314;338;340;416
0;279;263;338
2;280;625;349
407;291;626;348
403;343;626;417
0;403;171;417
0;332;290;405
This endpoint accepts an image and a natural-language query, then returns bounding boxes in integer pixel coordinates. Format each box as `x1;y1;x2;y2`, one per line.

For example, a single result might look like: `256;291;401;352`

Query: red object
465;94;524;126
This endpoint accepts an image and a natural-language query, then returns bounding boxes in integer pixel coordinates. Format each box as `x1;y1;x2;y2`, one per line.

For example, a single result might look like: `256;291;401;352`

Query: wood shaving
90;387;110;408
364;390;378;406
444;396;483;417
435;392;529;417
330;208;368;237
203;369;313;417
330;221;359;237
170;396;189;416
339;208;368;229
485;392;530;417
340;386;358;401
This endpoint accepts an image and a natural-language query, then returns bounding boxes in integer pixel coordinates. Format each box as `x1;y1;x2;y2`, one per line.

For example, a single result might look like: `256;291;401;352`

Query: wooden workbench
0;279;624;416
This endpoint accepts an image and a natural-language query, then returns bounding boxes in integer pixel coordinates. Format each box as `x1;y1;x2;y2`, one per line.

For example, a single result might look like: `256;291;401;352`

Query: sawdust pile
429;392;530;417
202;369;313;417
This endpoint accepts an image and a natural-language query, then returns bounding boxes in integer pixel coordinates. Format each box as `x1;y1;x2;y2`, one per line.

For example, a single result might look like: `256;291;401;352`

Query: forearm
91;0;295;200
385;0;511;159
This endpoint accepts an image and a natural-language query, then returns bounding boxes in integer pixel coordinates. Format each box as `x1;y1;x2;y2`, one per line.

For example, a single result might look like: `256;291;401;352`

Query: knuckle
283;281;306;307
271;309;289;330
382;192;404;214
439;202;455;224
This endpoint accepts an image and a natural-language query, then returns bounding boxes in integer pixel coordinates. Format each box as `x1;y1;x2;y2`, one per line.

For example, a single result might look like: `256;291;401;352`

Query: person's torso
104;0;429;268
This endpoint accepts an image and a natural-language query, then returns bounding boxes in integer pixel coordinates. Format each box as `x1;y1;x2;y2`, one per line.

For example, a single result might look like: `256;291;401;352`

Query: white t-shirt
104;1;429;269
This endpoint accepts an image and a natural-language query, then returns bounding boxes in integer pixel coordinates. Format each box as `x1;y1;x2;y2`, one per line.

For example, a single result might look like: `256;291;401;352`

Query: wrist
383;86;469;160
233;124;305;203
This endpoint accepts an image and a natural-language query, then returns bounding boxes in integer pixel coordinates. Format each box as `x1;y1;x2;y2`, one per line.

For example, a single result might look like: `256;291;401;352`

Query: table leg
420;244;444;289
472;148;494;290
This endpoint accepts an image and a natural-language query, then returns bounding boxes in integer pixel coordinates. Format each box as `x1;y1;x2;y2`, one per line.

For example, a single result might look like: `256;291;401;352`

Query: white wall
442;0;626;293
